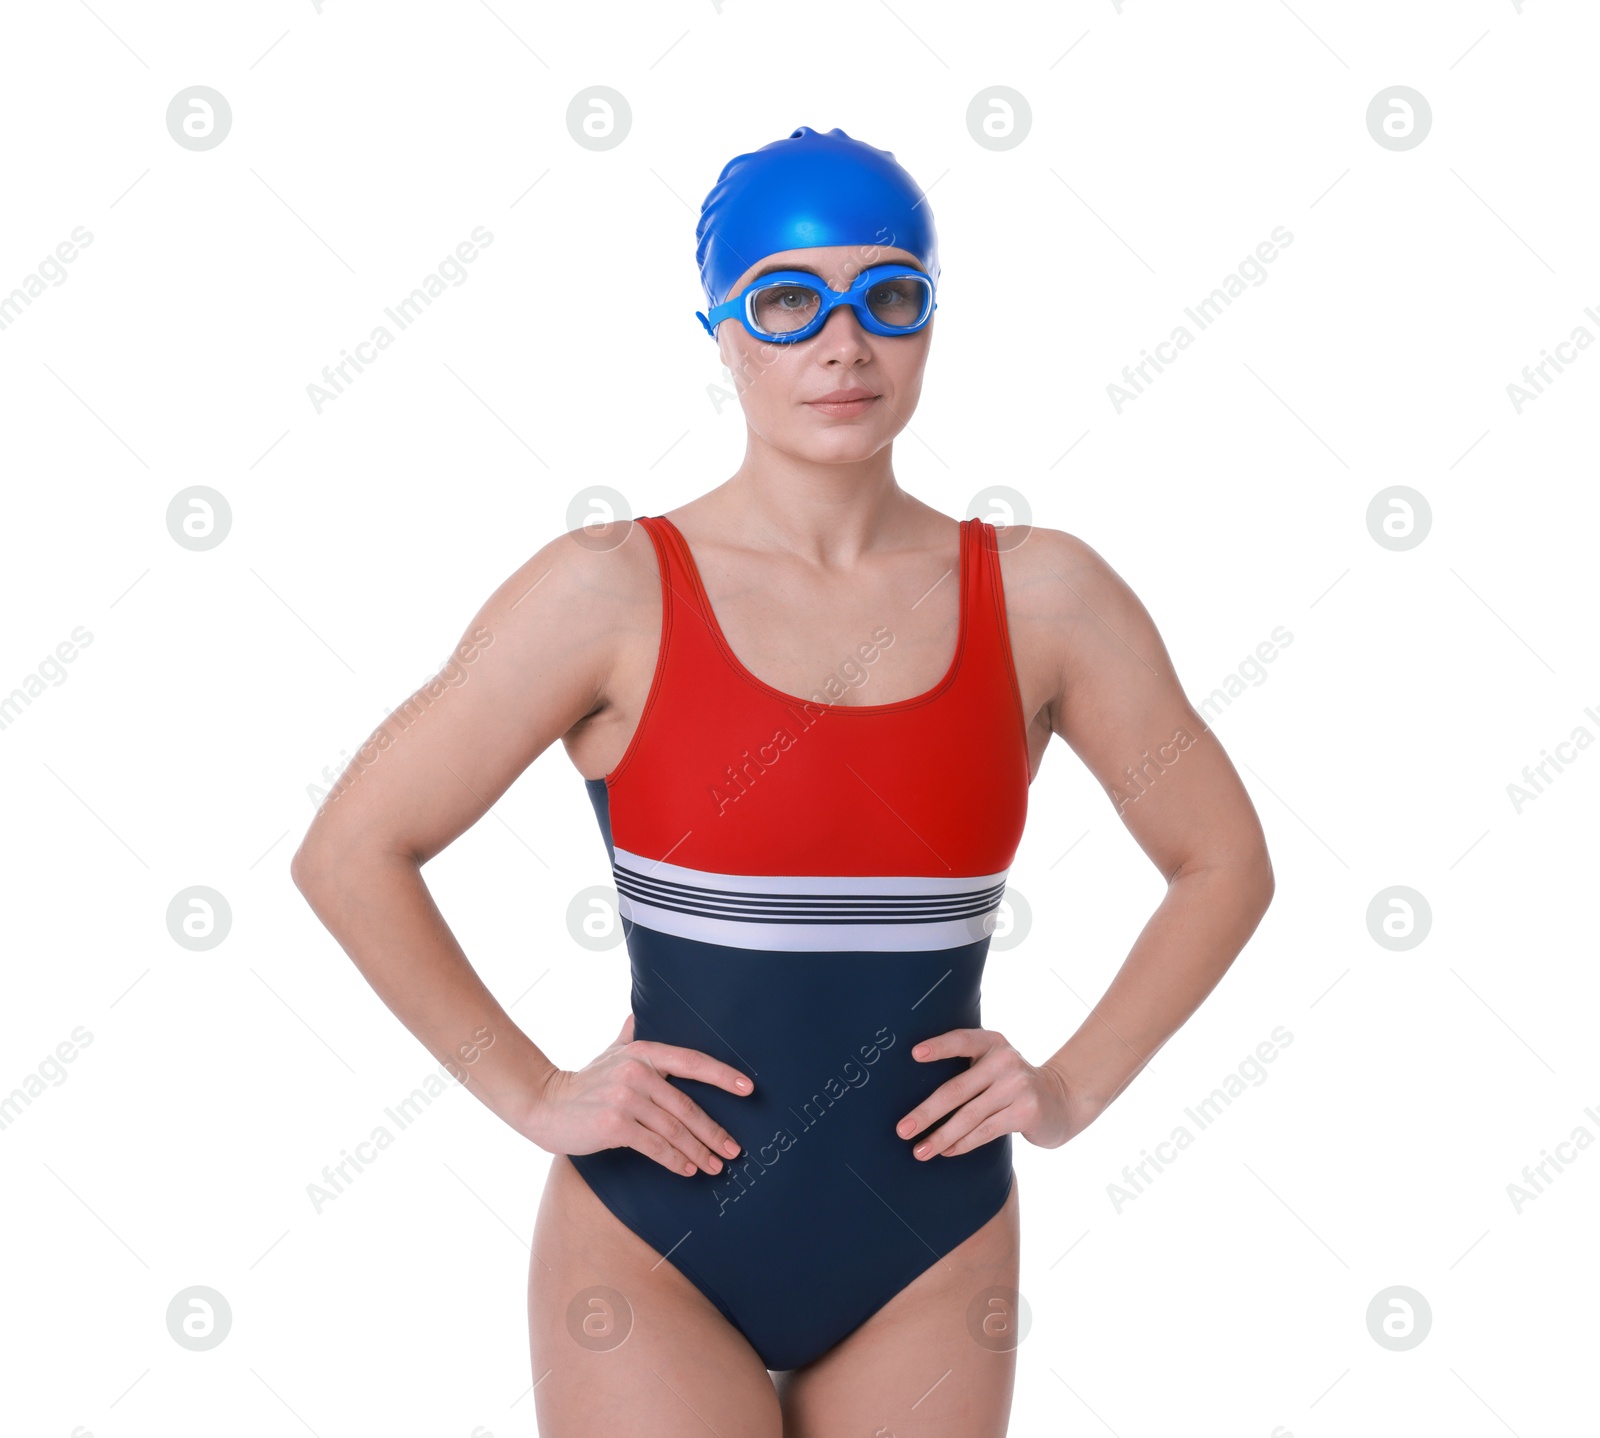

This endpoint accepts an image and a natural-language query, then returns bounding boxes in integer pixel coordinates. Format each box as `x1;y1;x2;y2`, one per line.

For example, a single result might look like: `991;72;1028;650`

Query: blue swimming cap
695;125;939;310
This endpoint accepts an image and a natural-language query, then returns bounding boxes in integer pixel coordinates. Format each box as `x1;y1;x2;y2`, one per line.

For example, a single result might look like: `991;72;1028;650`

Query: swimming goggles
696;263;936;343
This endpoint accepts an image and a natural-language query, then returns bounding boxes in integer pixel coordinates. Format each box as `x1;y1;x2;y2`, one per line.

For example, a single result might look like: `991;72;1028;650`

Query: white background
2;1;1596;1434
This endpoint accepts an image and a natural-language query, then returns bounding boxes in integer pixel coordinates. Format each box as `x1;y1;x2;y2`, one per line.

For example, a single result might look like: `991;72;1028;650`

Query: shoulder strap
630;513;733;680
960;518;1027;727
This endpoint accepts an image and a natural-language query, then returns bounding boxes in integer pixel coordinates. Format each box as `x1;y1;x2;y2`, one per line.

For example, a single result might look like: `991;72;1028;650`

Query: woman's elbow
290;818;356;898
1246;842;1275;916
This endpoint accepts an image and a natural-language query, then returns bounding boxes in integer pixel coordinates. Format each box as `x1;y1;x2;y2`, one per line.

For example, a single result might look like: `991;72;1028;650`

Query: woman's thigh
528;1154;783;1438
775;1170;1023;1438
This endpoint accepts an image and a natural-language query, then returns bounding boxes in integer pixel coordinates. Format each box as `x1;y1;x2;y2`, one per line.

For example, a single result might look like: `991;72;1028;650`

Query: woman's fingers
632;1080;737;1176
912;1089;1014;1159
609;1046;749;1177
895;1029;1042;1158
896;1027;992;1136
631;1040;752;1170
632;1038;754;1099
622;1110;710;1178
895;1069;988;1141
532;1030;753;1175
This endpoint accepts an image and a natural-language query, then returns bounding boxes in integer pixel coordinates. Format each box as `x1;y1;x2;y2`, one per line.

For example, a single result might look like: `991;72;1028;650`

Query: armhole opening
603;517;672;787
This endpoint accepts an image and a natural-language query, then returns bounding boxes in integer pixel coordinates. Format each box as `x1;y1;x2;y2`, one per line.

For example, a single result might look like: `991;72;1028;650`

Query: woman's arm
1035;526;1275;1127
289;525;623;1131
289;522;752;1176
893;526;1274;1158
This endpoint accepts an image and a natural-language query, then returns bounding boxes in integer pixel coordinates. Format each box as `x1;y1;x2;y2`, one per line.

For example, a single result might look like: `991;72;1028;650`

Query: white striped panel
609;844;1009;953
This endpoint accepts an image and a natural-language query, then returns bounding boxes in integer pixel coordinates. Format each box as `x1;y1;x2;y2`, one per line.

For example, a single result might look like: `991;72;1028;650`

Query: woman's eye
870;284;915;310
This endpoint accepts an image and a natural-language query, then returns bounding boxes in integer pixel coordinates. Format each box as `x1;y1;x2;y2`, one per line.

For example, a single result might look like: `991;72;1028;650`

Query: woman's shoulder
480;517;665;667
990;520;1160;655
988;520;1110;594
519;516;665;594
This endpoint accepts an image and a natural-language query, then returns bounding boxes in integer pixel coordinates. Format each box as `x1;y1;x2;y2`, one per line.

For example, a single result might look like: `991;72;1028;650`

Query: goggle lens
746;273;932;338
750;282;821;335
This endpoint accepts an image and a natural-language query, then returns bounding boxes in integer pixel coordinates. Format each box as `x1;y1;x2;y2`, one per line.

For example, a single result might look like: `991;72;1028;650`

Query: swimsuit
569;514;1031;1371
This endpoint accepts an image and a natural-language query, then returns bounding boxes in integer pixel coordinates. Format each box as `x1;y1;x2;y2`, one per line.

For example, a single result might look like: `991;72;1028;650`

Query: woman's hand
894;1028;1101;1158
522;1014;753;1177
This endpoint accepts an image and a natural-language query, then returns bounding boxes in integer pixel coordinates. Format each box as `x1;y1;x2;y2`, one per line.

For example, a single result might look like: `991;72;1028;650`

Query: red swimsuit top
596;515;1030;941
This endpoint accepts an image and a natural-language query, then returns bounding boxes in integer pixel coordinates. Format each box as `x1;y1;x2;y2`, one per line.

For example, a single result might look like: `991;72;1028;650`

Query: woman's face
714;244;934;465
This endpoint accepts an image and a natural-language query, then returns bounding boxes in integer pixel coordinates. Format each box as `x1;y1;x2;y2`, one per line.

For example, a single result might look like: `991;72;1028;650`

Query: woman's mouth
806;389;880;417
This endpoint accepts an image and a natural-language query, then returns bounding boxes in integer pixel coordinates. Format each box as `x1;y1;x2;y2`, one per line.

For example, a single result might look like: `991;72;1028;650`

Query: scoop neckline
652;514;970;715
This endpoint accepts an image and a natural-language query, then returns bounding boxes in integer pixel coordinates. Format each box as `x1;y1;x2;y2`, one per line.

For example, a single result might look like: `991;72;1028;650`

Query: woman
292;126;1274;1436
